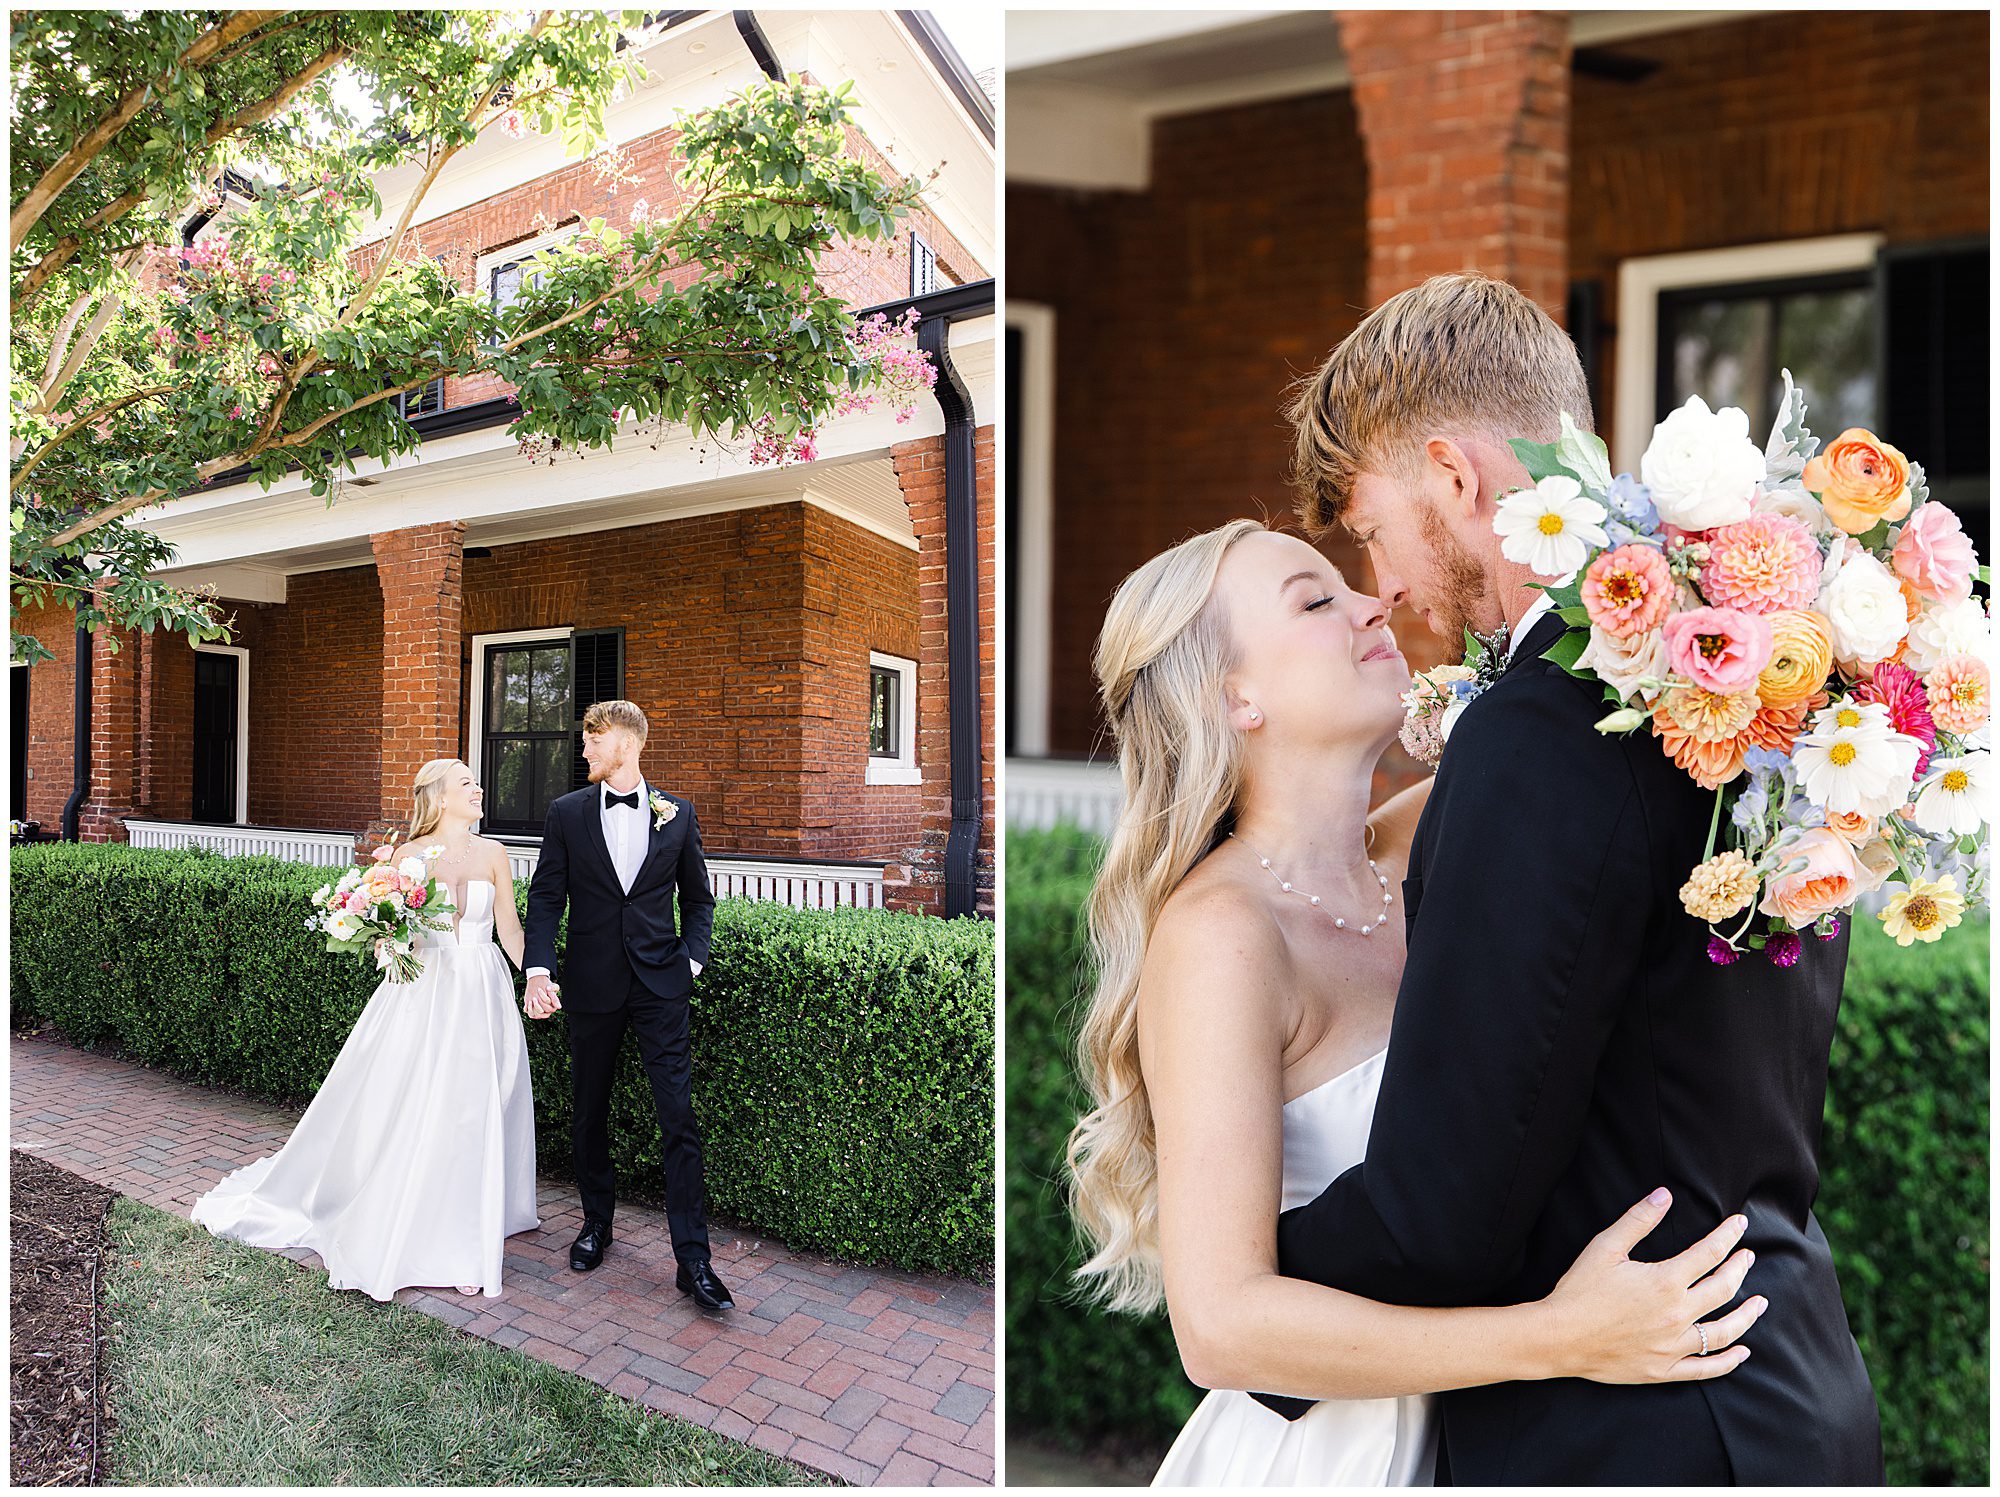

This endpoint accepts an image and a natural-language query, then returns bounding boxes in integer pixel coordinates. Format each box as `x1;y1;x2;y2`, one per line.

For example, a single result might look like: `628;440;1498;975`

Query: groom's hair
1286;273;1593;536
582;699;648;742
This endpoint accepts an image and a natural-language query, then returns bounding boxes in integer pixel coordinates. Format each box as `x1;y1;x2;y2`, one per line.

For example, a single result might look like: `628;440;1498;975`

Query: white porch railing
122;821;886;910
494;839;885;908
1005;756;1122;837
125;819;358;867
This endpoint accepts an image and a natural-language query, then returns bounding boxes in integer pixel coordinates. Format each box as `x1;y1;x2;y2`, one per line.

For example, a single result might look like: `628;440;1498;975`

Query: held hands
1542;1188;1766;1384
524;973;562;1020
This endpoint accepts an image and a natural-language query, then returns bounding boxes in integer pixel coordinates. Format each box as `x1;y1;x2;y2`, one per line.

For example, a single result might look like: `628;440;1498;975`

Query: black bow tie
605;791;640;810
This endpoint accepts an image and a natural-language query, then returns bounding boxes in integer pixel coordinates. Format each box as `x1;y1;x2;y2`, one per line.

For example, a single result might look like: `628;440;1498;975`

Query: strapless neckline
436;879;497;944
1282;1046;1388;1111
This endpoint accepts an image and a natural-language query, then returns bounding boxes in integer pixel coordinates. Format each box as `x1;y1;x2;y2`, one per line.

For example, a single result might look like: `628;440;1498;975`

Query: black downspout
61;620;90;841
918;315;981;918
733;12;784;81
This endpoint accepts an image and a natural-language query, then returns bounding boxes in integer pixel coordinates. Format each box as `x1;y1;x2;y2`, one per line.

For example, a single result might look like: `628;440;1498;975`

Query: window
475;225;578;321
865;651;919;786
393;378;446;420
1656;272;1876;441
911;232;939;296
470;626;625;833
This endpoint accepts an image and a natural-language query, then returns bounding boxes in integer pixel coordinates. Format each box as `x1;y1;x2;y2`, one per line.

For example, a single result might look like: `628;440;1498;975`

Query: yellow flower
1680;850;1760;923
1878;875;1968;946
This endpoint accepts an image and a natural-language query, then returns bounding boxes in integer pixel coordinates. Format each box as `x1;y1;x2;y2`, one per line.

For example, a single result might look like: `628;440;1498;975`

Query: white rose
1576;624;1671;705
1754;484;1833;538
1817;546;1909;668
1640;395;1765;531
1438;700;1469;745
397;856;427;882
1903;594;1991;675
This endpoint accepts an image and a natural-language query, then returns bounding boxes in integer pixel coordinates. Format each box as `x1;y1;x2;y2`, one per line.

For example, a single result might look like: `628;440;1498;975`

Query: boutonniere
1398;625;1510;768
648;791;677;830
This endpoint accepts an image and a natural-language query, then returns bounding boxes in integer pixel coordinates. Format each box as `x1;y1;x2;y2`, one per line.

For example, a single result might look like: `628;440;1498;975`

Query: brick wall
14;603;78;829
887;424;996;916
1570;7;1990;424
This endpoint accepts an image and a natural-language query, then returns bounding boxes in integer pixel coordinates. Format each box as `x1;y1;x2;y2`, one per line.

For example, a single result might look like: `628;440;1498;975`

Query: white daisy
1794;704;1924;818
1494;476;1609;577
1910;753;1989;838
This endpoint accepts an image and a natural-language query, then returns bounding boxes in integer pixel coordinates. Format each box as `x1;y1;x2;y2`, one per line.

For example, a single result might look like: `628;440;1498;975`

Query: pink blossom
408;887;427;909
194;331;213;350
1582;544;1674;638
1891;502;1978;603
1700;513;1822;614
230;404;244;419
1663;607;1774;694
371;845;394;863
345;891;371;915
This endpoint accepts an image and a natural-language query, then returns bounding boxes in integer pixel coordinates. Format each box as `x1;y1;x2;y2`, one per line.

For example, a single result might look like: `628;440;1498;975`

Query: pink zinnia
1926;655;1991;736
1700;513;1821;614
1663;607;1773;695
1852;660;1937;777
1582;544;1674;638
1891;503;1978;603
408;888;427;909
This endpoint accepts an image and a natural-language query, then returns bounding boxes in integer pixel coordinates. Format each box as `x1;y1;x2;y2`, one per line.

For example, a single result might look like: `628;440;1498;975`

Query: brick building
14;10;997;916
1004;9;1987;829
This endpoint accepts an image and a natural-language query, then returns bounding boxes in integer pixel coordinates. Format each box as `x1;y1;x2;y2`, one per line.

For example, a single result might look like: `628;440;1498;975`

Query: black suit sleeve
524;797;570;975
676;801;715;970
1259;668;1655;1409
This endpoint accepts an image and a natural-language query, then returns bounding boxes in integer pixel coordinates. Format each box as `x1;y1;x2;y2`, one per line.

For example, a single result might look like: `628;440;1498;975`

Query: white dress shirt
527;778;700;981
1504;575;1572;664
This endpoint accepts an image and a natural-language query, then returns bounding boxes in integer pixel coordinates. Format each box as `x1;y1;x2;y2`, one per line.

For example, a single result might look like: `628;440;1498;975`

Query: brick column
885;424;996;917
78;613;141;843
367;522;465;850
1338;10;1570;317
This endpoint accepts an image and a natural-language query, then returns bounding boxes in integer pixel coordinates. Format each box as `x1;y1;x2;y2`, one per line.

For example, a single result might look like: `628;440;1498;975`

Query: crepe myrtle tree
10;9;934;665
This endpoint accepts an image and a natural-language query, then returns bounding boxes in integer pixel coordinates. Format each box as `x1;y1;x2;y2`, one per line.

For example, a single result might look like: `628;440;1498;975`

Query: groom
523;699;732;1311
1260;274;1882;1483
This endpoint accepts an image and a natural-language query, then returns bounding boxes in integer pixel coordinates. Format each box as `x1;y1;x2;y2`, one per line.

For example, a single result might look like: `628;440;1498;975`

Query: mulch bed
10;1151;115;1486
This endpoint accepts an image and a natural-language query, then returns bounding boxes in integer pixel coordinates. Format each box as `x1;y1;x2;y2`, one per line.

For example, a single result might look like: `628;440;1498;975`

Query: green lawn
101;1198;821;1486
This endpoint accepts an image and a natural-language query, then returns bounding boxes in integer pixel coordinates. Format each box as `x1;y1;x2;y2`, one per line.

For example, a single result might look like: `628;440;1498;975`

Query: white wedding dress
1153;1048;1440;1487
192;879;540;1300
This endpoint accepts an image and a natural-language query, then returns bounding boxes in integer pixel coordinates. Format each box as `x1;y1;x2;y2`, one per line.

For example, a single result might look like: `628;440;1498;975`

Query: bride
1067;521;1763;1486
193;758;540;1300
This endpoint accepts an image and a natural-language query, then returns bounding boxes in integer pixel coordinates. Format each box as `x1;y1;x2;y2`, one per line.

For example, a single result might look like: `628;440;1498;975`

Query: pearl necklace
1230;832;1394;936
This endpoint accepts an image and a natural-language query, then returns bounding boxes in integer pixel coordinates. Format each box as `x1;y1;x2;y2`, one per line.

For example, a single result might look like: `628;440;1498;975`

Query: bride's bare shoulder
1142;854;1292;1012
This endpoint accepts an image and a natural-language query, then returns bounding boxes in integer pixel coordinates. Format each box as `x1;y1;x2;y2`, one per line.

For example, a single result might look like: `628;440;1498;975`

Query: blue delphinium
1602;474;1663;549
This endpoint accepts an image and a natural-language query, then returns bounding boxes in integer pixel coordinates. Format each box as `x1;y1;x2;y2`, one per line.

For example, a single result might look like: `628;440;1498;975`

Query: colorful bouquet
1404;373;1990;959
309;844;453;982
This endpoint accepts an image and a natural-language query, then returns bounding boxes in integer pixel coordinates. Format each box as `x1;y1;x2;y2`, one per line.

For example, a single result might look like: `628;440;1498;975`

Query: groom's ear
1423;436;1483;520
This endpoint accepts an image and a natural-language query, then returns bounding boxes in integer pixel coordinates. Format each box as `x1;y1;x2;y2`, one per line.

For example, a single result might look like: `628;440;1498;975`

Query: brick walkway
10;1034;994;1486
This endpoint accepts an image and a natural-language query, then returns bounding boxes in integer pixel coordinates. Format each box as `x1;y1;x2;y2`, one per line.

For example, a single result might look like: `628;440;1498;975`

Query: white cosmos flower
326;911;360;941
1911;753;1989;838
1640;395;1764;530
1494;476;1609;577
1903;594;1991;674
1794;702;1923;818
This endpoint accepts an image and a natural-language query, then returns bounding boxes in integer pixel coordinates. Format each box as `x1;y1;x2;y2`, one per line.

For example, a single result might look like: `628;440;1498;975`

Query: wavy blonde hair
406;758;467;843
1065;518;1263;1313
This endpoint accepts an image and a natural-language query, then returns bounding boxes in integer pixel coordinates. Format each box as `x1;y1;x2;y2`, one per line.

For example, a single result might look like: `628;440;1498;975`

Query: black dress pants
562;971;709;1263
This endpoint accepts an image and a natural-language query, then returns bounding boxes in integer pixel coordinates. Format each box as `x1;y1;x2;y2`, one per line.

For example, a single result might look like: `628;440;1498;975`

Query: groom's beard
1419;500;1491;650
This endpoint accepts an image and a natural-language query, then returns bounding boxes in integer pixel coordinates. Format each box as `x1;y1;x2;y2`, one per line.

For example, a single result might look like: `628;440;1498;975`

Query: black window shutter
1880;238;1989;553
570;627;626;791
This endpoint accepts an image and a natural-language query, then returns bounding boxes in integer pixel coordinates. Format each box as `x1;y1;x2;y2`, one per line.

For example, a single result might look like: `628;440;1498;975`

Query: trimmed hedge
11;843;994;1280
1003;824;1988;1486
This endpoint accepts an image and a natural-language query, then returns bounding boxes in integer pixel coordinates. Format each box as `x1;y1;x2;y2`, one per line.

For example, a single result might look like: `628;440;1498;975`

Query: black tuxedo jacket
524;784;716;1011
1256;612;1883;1485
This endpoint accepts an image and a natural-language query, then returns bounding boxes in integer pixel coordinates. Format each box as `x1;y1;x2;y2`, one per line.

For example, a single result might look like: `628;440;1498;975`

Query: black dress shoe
676;1258;734;1310
570;1219;611;1272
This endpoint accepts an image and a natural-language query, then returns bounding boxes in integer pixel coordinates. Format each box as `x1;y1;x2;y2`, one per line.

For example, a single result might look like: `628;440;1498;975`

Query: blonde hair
1065;518;1263;1313
582;698;648;742
1288;272;1593;537
407;758;466;843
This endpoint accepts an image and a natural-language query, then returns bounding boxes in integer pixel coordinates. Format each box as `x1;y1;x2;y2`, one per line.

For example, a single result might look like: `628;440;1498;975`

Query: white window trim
474;223;580;313
1006;301;1056;757
467;627;574;832
1613;233;1884;475
192;643;250;825
865;650;921;786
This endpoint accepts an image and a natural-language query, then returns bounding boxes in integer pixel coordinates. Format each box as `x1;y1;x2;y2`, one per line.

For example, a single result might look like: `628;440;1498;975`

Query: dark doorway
192;651;241;824
11;665;27;822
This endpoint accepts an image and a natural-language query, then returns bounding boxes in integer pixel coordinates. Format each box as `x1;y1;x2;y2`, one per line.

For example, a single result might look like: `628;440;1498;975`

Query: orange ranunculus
361;864;400;898
1824;810;1876;846
1756;610;1835;710
1802;428;1913;535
